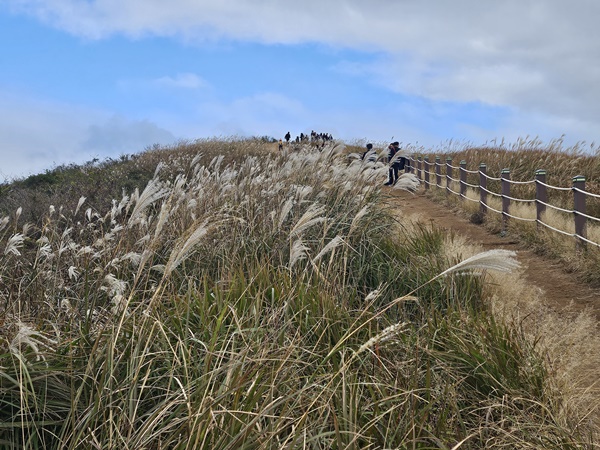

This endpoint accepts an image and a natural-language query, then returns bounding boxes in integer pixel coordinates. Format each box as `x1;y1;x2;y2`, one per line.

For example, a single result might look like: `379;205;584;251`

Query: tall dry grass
415;137;600;285
0;138;596;448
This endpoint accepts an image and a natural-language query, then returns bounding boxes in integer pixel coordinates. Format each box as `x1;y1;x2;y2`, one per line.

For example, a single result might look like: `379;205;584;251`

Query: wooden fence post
435;156;441;189
446;157;452;197
479;163;487;216
417;156;422;180
535;169;547;227
573;175;587;250
424;157;430;190
501;168;511;231
459;160;467;200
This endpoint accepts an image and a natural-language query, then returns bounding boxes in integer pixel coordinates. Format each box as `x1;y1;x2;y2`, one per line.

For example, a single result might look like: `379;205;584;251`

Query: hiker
362;143;374;160
278;139;283;151
285;131;291;143
384;141;406;185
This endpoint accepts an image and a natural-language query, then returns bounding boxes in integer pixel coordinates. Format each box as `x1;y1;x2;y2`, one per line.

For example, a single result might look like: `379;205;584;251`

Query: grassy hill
0;138;597;449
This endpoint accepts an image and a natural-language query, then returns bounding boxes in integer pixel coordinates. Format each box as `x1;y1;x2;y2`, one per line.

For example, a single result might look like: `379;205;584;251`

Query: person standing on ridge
285;131;291;143
362;143;374;160
384;141;405;185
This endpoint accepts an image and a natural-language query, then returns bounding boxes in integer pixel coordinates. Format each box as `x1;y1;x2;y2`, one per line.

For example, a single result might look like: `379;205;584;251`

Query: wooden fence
405;155;600;249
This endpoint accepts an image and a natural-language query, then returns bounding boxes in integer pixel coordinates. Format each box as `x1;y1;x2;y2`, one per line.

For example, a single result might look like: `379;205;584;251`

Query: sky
1;1;600;181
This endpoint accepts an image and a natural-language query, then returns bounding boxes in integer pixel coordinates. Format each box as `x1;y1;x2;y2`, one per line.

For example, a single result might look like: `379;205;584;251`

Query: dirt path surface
387;188;600;319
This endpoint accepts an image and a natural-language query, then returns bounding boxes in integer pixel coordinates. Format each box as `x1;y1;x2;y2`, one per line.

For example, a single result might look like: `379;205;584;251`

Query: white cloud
82;115;177;153
7;0;600;132
153;73;209;90
0;90;178;181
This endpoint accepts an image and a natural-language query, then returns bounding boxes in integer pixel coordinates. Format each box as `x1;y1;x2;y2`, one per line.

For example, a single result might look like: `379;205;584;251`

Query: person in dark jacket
362;143;374;160
384;141;406;185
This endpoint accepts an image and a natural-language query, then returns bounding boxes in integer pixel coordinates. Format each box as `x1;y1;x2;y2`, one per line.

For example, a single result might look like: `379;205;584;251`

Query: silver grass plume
393;173;420;192
129;179;169;226
290;203;327;238
164;220;210;278
10;322;57;361
356;322;408;356
74;196;86;216
153;161;164;178
153;201;171;240
277;197;294;230
348;205;370;236
4;233;24;256
437;249;520;278
289;239;309;269
312;235;344;263
0;216;9;232
190;152;204;168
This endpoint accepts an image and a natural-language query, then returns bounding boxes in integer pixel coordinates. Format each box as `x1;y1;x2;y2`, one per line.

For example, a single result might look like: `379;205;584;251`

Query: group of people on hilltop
280;130;334;150
279;132;408;186
362;141;408;186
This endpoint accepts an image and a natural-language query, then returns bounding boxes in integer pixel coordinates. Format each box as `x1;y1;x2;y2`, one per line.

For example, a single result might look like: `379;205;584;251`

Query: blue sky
1;1;599;181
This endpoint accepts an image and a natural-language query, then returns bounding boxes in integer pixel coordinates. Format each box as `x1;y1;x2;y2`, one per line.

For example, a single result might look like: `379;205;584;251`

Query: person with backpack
384;141;406;185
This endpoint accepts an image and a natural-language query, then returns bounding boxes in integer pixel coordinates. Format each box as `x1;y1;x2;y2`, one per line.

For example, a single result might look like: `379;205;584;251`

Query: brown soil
387;188;600;319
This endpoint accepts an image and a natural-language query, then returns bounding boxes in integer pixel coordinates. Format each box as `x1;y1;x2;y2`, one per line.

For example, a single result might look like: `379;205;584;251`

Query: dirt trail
387;188;600;319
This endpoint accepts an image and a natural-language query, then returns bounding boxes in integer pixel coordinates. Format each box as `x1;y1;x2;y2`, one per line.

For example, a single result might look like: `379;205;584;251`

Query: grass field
411;137;600;286
0;138;598;449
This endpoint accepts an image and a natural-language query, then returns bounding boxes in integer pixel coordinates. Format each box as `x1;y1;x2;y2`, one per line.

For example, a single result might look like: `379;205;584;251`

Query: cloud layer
2;0;600;181
7;0;600;124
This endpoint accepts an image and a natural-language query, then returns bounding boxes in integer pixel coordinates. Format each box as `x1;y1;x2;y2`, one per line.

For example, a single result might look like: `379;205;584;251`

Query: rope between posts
537;199;572;214
482;202;503;214
480;186;503;197
506;179;536;185
447;186;461;196
573;187;600;199
576;234;600;248
537;220;575;237
503;211;537;222
502;195;536;203
575;210;600;223
536;180;572;191
479;172;502;181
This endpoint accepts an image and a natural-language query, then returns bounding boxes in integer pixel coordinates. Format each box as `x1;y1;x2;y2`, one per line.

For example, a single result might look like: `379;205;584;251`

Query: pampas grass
393;173;420;192
0;138;595;449
438;249;520;277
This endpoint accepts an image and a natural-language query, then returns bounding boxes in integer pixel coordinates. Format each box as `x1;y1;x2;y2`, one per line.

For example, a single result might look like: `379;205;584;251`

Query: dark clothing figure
384;141;405;185
285;132;291;143
362;143;374;160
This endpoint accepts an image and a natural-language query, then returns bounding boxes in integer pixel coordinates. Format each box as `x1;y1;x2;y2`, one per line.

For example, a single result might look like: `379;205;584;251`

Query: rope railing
480;173;503;182
479;186;503;197
574;187;600;199
502;195;536;203
537;219;576;237
576;210;600;223
536;199;573;215
506;179;536;185
407;155;600;250
536;180;572;191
